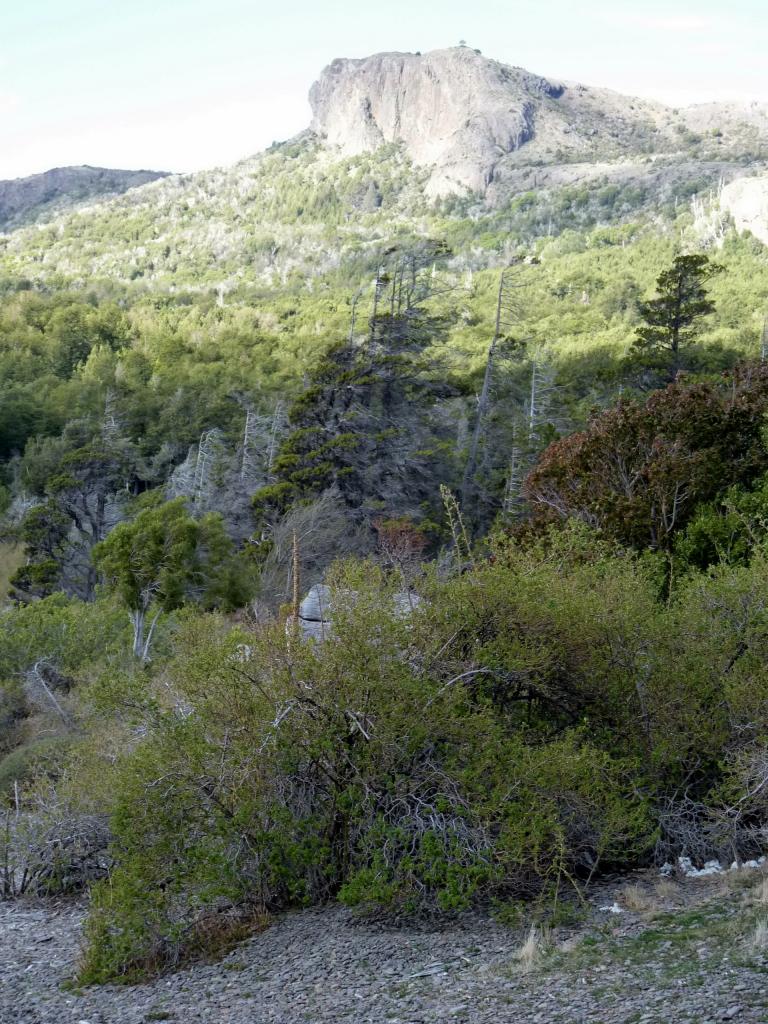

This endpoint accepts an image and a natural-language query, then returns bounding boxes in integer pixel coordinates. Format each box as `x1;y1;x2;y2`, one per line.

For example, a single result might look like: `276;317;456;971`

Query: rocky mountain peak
309;47;768;200
309;47;565;197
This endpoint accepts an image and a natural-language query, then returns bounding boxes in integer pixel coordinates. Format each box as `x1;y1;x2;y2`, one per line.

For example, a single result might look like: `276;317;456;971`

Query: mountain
6;45;768;1000
0;165;169;231
2;47;768;292
310;47;768;199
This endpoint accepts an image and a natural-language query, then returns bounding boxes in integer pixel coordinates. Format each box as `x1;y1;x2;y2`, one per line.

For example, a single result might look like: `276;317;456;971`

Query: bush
77;549;657;981
65;524;768;982
0;594;130;682
525;365;768;550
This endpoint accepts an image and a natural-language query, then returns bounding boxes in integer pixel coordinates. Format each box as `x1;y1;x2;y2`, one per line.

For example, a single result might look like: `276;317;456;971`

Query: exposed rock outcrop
309;47;768;199
721;175;768;246
296;583;333;642
310;48;563;196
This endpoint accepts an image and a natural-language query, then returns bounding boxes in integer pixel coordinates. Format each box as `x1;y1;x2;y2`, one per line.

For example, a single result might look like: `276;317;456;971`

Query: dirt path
2;871;768;1023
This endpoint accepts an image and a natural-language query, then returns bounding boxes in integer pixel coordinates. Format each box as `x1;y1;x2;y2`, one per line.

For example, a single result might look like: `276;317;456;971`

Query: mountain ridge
0;164;170;231
3;46;768;290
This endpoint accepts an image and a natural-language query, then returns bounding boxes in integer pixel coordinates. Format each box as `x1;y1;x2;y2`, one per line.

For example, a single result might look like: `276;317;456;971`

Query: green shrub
77;551;658;981
66;522;768;983
0;594;130;682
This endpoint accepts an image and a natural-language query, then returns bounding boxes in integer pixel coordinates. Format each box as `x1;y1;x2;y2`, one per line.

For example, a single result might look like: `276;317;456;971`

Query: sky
2;0;767;180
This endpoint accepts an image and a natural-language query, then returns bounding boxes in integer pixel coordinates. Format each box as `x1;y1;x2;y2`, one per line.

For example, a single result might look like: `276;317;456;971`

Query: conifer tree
254;241;458;530
632;254;723;379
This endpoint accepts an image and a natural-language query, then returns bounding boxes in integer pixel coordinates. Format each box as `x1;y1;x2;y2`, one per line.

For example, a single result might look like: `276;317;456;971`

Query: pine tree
632;254;723;379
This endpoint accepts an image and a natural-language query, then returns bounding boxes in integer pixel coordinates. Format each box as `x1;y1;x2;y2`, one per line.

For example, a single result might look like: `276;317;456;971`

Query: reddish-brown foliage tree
524;365;768;550
373;516;428;573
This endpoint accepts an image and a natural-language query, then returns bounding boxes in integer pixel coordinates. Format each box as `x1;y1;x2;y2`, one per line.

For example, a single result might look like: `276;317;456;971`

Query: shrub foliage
75;525;768;981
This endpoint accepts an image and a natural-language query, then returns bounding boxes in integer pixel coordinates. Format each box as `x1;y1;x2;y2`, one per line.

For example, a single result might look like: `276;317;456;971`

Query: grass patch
513;924;551;973
547;886;760;984
619;883;656;913
0;543;24;602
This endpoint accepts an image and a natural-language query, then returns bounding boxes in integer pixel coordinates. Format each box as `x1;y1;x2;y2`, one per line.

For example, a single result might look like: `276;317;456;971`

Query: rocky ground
3;869;768;1024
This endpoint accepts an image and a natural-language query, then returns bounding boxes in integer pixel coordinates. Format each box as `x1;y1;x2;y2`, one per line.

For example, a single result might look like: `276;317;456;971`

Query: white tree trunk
141;610;163;663
130;608;145;660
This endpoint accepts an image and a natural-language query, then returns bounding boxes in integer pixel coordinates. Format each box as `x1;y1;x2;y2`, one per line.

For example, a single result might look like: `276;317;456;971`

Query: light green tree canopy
93;498;246;660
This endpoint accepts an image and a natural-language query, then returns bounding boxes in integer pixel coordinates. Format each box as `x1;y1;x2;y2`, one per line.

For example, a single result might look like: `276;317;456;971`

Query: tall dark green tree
11;439;136;601
254;241;459;530
8;501;71;602
632;253;723;379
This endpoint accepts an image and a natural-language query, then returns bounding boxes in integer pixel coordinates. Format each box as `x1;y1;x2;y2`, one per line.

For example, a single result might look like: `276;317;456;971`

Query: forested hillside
3;46;768;988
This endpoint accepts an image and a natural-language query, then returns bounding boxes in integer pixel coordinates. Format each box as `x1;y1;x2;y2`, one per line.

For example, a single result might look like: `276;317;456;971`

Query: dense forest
3;132;768;983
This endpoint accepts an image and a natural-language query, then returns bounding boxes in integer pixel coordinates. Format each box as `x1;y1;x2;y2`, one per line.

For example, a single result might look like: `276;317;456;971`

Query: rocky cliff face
0;165;168;231
309;47;768;199
721;175;768;246
309;48;565;196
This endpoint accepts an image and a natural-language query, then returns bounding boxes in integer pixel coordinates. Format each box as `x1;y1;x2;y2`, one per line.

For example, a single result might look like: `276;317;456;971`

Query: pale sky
2;0;767;180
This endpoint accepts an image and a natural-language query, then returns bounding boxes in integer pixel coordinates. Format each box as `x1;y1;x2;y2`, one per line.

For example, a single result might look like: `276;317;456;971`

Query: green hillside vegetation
2;205;767;485
2;131;768;983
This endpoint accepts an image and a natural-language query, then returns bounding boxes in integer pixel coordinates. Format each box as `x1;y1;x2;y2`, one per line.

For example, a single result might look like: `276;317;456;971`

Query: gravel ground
2;873;768;1024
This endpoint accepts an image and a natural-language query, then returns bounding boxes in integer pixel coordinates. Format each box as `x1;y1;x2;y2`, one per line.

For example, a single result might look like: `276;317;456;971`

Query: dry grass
754;876;768;906
0;543;23;602
620;883;656;913
720;862;768;898
654;877;679;902
731;869;768;906
725;869;758;893
556;934;583;954
751;918;768;952
514;925;550;973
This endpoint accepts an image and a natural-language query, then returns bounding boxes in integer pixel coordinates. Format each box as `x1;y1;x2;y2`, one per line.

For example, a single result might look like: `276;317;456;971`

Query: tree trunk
141;610;162;663
461;270;506;508
130;608;145;660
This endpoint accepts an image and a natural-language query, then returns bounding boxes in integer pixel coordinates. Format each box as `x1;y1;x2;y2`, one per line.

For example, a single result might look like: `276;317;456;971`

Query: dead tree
192;430;220;512
461;260;534;511
527;356;557;445
502;434;525;516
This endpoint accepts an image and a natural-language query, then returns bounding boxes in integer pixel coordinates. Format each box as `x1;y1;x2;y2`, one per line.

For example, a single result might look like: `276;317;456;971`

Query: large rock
294;583;421;642
721;175;768;246
299;584;333;623
309;47;768;200
309;47;559;197
298;584;333;641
